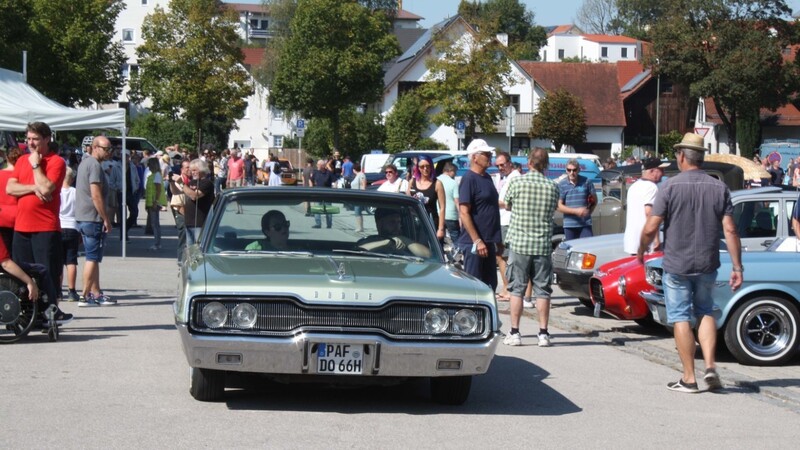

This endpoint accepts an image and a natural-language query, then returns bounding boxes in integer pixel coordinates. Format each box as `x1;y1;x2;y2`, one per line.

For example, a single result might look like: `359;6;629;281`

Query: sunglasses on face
566;168;579;173
418;164;431;170
385;170;396;175
270;221;290;232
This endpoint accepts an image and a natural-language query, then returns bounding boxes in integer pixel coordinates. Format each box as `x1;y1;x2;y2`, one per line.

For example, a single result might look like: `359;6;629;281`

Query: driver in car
357;208;431;258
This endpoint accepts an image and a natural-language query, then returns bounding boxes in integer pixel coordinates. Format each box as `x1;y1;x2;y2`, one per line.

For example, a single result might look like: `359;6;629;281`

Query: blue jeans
445;220;460;244
663;271;717;324
564;226;593;241
77;222;106;262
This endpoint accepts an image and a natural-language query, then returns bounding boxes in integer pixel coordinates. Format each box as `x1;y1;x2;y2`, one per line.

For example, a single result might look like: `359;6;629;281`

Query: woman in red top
0;147;21;252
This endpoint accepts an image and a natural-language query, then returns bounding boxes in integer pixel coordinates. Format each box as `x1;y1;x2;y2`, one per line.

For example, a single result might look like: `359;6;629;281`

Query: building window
558;49;565;60
621;48;628;58
273;108;284;120
507;95;520;112
234;140;251;150
398;81;425;98
122;29;134;43
601;47;608;58
273;135;284;148
142;0;148;5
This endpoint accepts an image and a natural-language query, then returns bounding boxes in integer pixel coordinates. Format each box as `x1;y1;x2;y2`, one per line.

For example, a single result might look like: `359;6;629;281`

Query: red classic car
589;253;663;324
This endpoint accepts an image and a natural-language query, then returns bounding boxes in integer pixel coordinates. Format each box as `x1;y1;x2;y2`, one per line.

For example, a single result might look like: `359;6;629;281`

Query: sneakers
537;332;552;347
64;290;81;302
667;379;700;393
502;332;522;346
704;368;722;391
41;308;73;326
523;299;535;308
78;294;100;307
96;294;117;306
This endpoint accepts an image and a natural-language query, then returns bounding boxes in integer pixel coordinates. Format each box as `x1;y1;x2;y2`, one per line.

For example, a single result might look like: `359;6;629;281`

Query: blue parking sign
455;120;465;131
297;119;305;129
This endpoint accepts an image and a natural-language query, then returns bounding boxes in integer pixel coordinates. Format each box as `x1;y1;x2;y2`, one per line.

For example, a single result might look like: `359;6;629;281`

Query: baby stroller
0;265;61;343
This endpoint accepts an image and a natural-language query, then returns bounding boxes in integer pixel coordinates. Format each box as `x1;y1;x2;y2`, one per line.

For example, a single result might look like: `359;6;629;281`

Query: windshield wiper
332;249;424;263
216;250;314;257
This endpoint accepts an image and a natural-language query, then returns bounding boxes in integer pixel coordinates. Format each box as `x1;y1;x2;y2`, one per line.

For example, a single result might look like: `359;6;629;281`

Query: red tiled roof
582;34;639;44
704;98;800;126
519;62;626;127
397;9;423;20
616;60;645;89
241;48;265;68
548;25;575;35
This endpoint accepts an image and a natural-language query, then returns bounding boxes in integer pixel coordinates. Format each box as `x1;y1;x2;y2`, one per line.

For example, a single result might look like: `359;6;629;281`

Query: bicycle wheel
0;276;38;344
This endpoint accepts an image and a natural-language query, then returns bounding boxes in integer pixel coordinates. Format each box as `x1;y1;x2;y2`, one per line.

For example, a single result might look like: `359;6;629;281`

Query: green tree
736;109;761;158
421;20;516;141
0;0;126;107
384;92;429;152
458;0;546;60
129;0;253;150
650;0;799;154
128;113;196;150
615;0;666;39
302;110;385;159
269;0;399;152
532;88;587;151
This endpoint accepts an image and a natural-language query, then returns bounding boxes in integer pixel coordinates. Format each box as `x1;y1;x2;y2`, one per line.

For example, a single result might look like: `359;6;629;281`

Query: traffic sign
296;128;305;138
505;106;516;137
296;119;305;129
455;120;465;139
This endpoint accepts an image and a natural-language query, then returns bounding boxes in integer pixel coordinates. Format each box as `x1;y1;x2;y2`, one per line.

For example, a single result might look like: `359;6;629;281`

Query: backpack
272;161;281;174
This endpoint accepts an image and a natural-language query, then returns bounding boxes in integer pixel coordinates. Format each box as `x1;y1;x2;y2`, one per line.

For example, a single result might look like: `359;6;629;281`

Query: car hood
193;254;492;304
558;233;625;253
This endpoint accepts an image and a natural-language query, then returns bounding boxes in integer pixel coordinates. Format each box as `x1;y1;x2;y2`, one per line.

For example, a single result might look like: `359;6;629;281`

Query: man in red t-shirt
7;121;69;324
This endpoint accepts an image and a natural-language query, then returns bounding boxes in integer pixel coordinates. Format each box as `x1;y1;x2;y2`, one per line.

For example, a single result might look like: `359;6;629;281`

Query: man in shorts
75;136;115;306
502;148;560;347
638;133;742;393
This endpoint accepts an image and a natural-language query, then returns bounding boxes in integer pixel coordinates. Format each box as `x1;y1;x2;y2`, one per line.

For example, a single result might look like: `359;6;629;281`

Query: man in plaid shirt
502;148;560;347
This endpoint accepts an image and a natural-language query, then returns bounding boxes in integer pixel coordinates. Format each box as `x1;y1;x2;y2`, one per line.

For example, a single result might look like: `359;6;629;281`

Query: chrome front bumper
177;324;500;377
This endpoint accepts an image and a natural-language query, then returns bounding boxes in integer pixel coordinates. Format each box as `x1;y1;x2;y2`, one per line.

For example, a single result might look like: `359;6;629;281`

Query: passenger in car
357;208;431;258
245;210;290;251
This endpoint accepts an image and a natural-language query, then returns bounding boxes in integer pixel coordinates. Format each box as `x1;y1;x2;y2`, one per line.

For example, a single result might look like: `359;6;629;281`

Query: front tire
724;296;799;366
190;367;225;401
430;376;472;405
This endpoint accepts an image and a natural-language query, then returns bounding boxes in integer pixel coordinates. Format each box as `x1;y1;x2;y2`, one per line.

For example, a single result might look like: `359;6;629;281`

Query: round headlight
424;308;449;334
617;275;627;297
453;309;478;334
232;303;258;328
201;302;228;328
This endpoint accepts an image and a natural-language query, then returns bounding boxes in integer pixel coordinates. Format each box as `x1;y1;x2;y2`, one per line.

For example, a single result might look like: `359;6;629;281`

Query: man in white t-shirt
623;157;668;254
377;163;408;193
495;152;520;301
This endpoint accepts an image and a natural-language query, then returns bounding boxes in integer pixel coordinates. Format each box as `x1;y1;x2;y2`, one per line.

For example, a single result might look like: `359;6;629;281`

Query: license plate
316;343;363;375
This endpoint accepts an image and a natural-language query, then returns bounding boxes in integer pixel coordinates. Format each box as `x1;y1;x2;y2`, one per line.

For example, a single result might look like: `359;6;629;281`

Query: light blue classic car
174;187;500;404
641;237;800;365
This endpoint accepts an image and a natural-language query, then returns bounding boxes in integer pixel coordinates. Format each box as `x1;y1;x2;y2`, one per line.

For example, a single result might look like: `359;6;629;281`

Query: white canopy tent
0;67;133;257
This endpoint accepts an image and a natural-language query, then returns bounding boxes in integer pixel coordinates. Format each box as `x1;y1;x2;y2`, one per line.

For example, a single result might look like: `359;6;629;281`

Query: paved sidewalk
495;289;800;410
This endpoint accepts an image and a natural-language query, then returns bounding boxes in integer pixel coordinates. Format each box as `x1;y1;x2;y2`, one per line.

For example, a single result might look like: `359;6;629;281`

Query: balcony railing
248;29;275;39
475;112;534;135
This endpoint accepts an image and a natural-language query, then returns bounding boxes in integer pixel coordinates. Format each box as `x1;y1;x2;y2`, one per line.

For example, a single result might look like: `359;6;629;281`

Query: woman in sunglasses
245;210;290;251
406;155;445;241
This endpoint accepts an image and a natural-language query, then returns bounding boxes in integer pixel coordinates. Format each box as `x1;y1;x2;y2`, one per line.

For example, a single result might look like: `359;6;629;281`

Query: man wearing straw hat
638;132;743;394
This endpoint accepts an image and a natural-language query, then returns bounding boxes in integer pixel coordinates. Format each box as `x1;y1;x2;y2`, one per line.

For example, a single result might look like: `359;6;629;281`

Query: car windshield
205;190;442;262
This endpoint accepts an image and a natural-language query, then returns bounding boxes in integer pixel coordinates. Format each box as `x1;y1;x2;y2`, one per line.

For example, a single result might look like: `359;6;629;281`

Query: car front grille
190;297;491;340
552;247;568;269
589;278;604;303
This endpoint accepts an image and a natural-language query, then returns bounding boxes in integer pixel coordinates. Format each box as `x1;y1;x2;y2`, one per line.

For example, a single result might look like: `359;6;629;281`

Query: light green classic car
175;187;500;405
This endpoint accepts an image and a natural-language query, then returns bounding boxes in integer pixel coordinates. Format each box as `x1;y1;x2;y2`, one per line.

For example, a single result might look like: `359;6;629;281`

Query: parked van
360;153;390;185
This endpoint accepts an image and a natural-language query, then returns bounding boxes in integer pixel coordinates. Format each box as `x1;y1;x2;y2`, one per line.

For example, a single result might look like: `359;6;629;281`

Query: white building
539;28;641;63
113;1;290;151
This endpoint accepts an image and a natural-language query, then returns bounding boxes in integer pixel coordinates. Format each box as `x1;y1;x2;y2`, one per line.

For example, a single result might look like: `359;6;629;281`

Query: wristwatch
30;163;39;170
732;266;744;273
